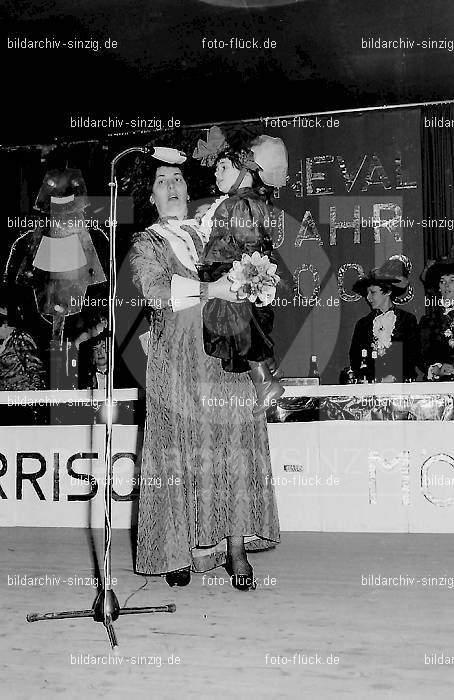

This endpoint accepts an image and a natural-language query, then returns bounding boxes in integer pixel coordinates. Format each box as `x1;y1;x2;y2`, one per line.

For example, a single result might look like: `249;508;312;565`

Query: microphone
150;147;187;164
110;146;149;169
111;146;186;163
128;146;149;154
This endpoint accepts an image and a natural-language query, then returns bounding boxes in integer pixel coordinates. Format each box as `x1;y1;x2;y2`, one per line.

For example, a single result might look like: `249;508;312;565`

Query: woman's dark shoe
224;555;257;591
165;567;191;587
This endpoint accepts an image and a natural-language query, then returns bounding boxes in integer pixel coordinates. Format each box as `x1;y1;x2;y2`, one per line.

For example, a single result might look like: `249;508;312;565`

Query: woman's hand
439;363;454;376
208;274;245;303
428;363;454;379
195;203;211;224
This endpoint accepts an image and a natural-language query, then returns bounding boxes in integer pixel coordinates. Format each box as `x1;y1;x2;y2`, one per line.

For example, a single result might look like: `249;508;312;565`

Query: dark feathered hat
422;257;454;290
352;258;410;297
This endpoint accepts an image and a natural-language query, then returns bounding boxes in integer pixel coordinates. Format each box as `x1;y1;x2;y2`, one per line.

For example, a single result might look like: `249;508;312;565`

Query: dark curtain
420;103;454;263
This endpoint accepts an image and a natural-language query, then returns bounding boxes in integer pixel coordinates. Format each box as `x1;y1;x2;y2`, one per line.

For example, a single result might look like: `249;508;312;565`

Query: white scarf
150;218;205;272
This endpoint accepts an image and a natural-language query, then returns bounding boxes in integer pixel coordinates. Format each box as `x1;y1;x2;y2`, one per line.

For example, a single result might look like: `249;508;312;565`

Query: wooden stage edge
2;528;454;699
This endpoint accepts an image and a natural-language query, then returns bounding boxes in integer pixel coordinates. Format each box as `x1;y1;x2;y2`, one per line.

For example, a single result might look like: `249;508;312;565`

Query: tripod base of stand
27;587;176;648
93;587;120;622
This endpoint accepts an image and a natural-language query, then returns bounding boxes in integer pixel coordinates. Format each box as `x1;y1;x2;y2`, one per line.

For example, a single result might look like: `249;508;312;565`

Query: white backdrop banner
1;422;454;531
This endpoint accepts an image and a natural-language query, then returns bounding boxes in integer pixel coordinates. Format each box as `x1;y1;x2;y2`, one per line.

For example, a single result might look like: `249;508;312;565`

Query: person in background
349;259;419;383
0;288;46;391
77;333;108;390
419;258;454;380
76;317;109;389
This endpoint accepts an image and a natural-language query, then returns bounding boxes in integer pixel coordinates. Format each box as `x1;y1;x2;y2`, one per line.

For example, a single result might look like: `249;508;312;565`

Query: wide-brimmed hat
352;258;410;297
151;146;187;165
422;257;454;290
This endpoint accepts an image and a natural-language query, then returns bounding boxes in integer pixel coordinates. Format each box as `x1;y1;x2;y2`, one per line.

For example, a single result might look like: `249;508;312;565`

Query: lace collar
197;195;229;243
372;308;396;357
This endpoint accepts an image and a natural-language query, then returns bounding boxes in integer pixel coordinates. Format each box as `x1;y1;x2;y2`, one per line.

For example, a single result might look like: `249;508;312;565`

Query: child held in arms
193;127;288;415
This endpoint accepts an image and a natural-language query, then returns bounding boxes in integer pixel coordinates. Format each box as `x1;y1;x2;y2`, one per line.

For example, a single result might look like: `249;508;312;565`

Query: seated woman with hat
0;288;46;391
419;258;454;380
349;258;419;382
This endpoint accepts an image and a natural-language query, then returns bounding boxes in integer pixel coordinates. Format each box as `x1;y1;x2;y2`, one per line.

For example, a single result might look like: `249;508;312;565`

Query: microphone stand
27;147;176;647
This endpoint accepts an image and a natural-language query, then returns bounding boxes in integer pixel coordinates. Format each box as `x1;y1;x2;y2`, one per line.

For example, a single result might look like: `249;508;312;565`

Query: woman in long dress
129;152;279;590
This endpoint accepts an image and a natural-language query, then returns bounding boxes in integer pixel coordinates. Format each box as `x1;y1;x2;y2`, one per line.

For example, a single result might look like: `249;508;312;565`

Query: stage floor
2;529;454;699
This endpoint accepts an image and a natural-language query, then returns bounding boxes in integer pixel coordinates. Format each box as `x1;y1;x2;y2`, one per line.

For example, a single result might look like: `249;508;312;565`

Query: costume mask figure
11;167;106;340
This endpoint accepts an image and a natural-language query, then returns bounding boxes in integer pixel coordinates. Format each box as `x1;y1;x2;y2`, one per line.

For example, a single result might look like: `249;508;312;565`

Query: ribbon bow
192;126;228;166
237;149;261;172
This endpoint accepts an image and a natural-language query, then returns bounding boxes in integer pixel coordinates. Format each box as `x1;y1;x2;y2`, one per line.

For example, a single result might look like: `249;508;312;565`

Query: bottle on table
49;339;62;389
345;367;356;384
359;348;369;383
66;341;79;390
308;354;320;384
370;350;378;383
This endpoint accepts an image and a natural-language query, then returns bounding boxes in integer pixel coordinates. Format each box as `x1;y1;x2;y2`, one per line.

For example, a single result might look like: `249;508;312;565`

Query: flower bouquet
227;251;280;307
